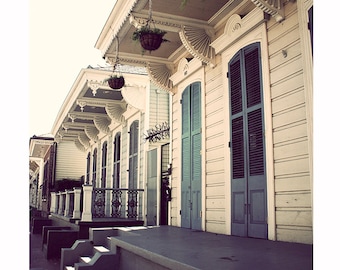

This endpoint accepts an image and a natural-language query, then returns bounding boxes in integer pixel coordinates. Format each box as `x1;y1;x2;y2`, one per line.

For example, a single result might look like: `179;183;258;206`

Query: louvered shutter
229;42;267;239
181;86;191;228
191;82;202;230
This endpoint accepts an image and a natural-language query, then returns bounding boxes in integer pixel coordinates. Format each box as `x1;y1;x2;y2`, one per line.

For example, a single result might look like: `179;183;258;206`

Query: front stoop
61;228;120;270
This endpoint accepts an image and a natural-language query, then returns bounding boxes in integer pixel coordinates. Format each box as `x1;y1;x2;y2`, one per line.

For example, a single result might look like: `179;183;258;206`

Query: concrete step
80;256;92;263
94;245;110;253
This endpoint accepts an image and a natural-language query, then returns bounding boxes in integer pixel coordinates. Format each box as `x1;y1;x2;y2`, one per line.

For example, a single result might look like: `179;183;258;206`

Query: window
92;148;97;186
101;142;108;188
113;133;121;188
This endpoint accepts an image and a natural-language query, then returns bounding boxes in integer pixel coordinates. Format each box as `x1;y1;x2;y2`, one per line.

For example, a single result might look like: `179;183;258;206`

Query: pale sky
29;0;117;137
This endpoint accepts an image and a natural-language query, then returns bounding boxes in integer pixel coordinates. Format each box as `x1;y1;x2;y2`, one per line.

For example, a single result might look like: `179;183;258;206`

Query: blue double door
229;43;267;239
181;82;202;231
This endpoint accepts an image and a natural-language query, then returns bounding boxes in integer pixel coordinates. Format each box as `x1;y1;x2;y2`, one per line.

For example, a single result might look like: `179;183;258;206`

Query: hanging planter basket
107;76;125;90
132;26;168;53
139;31;164;51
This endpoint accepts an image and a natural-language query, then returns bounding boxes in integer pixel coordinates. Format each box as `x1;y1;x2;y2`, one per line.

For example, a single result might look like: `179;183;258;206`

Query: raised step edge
94;245;110;252
80;256;92;263
65;266;75;270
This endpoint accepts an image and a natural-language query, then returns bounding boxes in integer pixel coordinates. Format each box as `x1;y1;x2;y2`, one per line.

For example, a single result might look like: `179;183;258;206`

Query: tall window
129;121;139;189
92;148;97;187
101;142;107;188
113;133;121;188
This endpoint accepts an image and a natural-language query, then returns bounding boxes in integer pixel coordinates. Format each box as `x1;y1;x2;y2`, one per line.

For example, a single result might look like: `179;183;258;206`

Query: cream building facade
95;0;313;244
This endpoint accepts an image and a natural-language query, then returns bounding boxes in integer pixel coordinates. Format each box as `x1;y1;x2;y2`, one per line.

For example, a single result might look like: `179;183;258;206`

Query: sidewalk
30;232;60;270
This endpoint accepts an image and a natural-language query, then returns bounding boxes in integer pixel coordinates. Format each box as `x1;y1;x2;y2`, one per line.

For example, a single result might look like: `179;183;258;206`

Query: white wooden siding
55;140;87;181
204;63;226;234
170;91;180;226
267;1;312;244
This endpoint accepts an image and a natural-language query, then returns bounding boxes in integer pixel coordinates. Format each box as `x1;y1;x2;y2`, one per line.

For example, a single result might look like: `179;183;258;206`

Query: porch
30;226;313;270
47;185;145;239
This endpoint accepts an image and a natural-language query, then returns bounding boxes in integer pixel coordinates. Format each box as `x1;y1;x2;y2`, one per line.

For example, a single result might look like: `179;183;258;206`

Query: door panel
229;43;267;239
147;149;157;226
181;83;202;230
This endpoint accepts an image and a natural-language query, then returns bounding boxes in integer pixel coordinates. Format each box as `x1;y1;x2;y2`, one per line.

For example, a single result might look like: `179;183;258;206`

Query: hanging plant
132;25;168;52
104;37;125;90
106;75;125;90
132;0;168;52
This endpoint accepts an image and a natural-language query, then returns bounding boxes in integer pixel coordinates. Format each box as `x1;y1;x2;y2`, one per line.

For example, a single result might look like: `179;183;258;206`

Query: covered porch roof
95;0;285;93
50;66;149;151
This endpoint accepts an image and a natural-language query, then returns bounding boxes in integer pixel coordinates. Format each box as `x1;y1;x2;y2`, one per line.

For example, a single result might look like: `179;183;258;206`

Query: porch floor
30;225;313;270
112;226;313;270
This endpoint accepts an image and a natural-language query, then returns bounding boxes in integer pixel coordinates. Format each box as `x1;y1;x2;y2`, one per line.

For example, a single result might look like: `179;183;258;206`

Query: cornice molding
251;0;284;22
76;97;124;111
129;12;214;33
211;8;268;55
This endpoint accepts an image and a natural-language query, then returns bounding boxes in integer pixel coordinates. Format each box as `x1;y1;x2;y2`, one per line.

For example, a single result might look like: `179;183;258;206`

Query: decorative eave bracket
251;0;286;23
179;26;216;68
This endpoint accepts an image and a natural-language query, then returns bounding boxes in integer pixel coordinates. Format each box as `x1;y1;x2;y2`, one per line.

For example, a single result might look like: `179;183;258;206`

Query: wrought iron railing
92;188;144;219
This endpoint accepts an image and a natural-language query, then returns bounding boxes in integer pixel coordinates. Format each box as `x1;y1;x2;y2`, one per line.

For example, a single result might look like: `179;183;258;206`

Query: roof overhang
51;66;150;151
95;0;287;94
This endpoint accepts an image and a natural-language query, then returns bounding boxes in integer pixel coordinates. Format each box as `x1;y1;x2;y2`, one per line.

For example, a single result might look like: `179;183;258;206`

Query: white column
50;192;57;213
64;190;71;217
81;185;93;221
58;191;64;215
73;187;82;219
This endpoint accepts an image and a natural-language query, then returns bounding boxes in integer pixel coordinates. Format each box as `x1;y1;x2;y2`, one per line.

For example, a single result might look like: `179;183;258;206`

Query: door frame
221;23;275;240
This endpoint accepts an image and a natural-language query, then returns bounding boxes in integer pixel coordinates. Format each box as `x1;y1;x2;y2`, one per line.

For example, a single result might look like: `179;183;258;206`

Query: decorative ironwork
92;188;144;219
127;190;138;219
111;189;122;218
92;189;106;218
143;122;170;143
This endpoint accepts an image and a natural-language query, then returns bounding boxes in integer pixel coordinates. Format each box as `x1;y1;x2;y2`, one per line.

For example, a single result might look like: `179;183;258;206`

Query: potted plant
105;74;125;90
132;25;168;52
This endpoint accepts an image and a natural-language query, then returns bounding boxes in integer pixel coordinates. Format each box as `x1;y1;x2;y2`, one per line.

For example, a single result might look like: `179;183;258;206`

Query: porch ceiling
29;136;54;159
51;67;148;151
96;0;287;93
96;0;257;92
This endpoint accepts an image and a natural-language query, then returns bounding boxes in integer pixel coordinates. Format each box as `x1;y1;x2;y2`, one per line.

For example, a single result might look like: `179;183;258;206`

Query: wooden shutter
181;86;191;228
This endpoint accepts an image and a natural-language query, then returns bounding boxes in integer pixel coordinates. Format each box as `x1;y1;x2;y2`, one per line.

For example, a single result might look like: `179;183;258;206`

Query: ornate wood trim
147;62;173;93
251;0;284;22
179;26;215;67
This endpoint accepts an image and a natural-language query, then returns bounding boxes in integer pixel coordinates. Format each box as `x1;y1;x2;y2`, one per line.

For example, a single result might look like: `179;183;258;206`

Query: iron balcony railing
92;188;144;220
50;187;144;222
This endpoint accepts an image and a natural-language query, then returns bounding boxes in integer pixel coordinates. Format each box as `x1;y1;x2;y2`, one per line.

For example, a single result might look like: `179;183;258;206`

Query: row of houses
29;0;313;245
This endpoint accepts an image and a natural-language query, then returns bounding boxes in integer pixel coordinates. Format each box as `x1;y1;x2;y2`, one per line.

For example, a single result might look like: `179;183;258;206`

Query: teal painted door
147;149;157;225
229;43;267;239
181;82;202;230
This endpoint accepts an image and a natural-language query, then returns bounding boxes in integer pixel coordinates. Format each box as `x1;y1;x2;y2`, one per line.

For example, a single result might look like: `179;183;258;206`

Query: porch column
58;191;64;215
81;185;93;221
50;192;57;213
73;187;82;219
64;190;71;217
